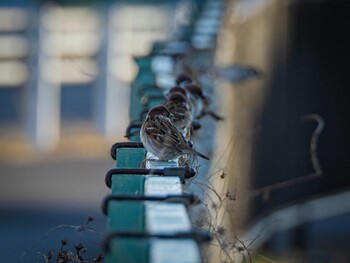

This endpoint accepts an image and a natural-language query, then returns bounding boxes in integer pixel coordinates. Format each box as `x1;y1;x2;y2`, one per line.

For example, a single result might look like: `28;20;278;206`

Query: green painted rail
102;0;226;262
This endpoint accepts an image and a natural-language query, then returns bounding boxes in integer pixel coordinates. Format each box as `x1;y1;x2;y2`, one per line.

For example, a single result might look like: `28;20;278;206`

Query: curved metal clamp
103;229;212;252
110;142;144;160
102;193;197;215
105;167;196;188
124;121;144;139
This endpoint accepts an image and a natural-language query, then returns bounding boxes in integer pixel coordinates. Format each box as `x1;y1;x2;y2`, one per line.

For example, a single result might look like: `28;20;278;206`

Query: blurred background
0;0;349;262
211;0;350;262
0;0;177;261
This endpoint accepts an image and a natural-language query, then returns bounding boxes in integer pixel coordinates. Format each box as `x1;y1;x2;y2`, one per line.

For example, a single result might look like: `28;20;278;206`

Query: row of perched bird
137;29;262;164
139;47;262;164
140;70;213;163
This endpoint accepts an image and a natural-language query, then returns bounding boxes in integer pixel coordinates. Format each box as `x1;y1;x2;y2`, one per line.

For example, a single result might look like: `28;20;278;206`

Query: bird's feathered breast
145;116;184;151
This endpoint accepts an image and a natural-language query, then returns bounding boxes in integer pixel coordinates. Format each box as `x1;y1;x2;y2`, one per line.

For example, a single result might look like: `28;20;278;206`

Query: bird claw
207;111;224;121
192;120;202;130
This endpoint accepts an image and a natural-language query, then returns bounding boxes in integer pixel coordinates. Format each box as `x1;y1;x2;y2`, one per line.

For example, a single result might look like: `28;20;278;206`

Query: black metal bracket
105;167;196;188
102;193;197;215
124;121;144;139
110;142;144;160
103;229;212;252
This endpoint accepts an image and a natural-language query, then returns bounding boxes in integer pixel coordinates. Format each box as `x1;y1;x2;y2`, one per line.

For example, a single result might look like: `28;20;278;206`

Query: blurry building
0;0;177;261
0;0;174;153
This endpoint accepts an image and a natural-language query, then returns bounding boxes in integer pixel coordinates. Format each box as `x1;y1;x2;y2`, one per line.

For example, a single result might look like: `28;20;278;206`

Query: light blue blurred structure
0;0;176;150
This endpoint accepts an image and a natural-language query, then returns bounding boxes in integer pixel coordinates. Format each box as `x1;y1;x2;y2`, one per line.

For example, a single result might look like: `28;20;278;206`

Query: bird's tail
186;148;210;160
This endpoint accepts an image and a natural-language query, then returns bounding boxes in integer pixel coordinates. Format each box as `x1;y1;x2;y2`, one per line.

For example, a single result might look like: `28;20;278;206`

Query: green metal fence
101;1;226;262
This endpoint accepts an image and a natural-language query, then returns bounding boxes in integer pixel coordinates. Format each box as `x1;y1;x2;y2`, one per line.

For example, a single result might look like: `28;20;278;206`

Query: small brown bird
175;73;194;86
164;85;190;100
211;64;260;83
184;83;207;119
185;83;224;121
140;105;209;161
164;92;193;138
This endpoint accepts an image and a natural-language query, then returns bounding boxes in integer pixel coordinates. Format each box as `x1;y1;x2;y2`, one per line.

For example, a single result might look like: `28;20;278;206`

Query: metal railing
101;0;227;262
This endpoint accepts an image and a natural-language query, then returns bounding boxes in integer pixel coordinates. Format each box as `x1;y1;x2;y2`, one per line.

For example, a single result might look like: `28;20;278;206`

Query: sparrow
163;85;190;101
175;73;194;86
172;51;201;87
140;105;209;161
164;92;193;138
183;83;207;119
210;64;260;83
185;83;224;121
174;74;224;122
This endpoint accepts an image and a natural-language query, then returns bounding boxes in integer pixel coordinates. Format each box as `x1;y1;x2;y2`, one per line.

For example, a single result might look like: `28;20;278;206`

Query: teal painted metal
107;176;148;262
147;98;166;109
130;81;156;120
142;90;165;103
139;84;160;94
116;148;145;168
134;55;153;69
104;1;221;261
110;174;145;195
140;86;163;97
129;131;141;142
108;200;144;231
130;56;156;120
106;238;149;263
110;148;146;229
106;147;148;263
